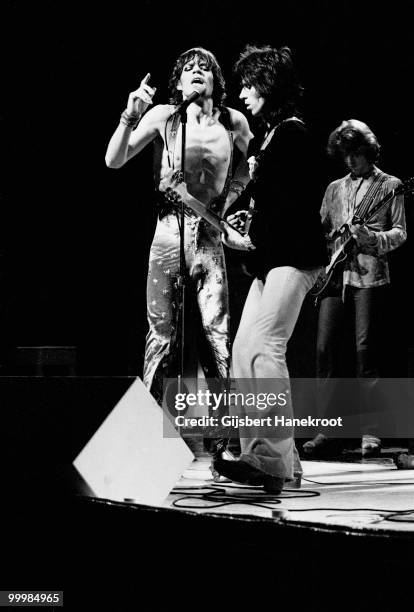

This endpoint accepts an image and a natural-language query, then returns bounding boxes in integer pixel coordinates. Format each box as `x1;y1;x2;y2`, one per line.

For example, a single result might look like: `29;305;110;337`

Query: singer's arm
222;109;253;214
105;105;172;168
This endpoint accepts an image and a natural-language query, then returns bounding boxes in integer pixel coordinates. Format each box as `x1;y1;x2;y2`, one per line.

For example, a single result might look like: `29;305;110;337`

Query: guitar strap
151;112;181;193
337;172;387;301
164;111;181;170
352;172;387;222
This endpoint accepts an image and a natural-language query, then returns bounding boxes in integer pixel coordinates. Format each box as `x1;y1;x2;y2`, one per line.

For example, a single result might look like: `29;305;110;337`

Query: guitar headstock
164;187;182;206
169;171;188;200
160;169;188;204
170;170;185;186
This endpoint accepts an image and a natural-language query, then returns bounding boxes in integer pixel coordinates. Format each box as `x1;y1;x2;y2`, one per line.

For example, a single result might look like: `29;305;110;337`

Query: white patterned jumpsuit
143;109;235;402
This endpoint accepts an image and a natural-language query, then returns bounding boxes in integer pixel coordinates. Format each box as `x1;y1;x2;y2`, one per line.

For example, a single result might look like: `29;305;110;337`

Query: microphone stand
175;104;189;395
165;92;201;424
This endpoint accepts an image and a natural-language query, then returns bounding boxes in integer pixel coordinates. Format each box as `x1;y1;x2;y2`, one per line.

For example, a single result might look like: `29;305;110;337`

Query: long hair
234;44;303;122
327;119;380;162
168;47;226;107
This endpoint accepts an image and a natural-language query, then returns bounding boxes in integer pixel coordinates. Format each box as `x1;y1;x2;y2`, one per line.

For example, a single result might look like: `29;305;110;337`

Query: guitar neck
181;190;245;236
362;189;395;224
332;187;397;244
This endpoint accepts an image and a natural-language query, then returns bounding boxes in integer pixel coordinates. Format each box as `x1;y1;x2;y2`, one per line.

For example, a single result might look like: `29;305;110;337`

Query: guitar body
310;231;354;301
311;249;348;300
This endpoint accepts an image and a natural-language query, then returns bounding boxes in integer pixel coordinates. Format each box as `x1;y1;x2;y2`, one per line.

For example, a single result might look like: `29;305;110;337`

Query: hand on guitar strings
248;155;259;181
226;210;250;233
221;222;256;251
349;224;378;249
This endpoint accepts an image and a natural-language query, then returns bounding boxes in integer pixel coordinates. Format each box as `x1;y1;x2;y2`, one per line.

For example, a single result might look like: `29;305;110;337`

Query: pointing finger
141;84;157;96
141;72;151;85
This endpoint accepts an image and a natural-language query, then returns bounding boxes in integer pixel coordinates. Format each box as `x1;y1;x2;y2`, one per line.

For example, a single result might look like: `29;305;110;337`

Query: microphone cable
171;483;320;510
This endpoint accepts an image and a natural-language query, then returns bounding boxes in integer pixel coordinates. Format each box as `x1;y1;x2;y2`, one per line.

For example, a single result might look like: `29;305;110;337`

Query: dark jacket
248;119;328;277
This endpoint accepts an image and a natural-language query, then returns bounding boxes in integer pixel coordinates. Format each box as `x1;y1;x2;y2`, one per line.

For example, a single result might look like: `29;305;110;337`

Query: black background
1;0;413;374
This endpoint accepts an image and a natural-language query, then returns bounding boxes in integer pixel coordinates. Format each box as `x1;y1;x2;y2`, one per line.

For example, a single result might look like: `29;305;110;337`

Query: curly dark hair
168;47;226;107
327;119;380;162
233;44;303;121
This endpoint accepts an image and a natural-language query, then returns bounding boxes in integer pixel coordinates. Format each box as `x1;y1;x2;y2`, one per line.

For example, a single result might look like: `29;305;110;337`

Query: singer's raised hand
127;73;157;116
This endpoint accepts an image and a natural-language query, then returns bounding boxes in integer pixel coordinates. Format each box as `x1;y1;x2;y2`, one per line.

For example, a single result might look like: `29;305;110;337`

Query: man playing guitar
304;119;407;458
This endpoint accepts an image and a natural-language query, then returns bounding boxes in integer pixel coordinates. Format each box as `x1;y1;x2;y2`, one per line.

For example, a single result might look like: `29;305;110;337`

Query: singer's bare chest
171;120;232;173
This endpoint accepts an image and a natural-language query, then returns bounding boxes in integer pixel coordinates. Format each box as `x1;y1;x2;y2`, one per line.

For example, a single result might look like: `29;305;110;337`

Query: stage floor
165;453;414;534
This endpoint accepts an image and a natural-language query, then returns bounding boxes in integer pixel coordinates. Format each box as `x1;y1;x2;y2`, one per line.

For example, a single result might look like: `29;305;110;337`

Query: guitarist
105;48;251;405
304;119;407;458
213;45;328;493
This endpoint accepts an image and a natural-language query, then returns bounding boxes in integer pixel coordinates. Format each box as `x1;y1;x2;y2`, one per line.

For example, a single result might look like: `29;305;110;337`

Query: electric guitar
311;177;414;303
162;170;248;240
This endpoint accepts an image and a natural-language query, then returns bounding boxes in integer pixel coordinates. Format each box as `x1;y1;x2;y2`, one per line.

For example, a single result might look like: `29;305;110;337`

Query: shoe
302;433;327;456
361;435;381;457
203;437;221;454
212;452;285;494
209;440;235;482
302;434;345;458
395;453;414;469
288;471;302;489
204;434;236;454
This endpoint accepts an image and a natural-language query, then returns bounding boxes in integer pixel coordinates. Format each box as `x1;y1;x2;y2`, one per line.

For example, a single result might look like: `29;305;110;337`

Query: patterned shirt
320;166;407;288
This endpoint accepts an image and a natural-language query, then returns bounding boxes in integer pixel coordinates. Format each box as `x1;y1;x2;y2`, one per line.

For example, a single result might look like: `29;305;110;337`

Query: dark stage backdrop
1;0;413;374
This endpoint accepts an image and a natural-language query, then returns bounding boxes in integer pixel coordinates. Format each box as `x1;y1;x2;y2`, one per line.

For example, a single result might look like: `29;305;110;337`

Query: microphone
176;89;203;113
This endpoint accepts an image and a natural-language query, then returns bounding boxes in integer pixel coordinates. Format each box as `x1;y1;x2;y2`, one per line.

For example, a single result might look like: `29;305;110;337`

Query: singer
105;48;251;404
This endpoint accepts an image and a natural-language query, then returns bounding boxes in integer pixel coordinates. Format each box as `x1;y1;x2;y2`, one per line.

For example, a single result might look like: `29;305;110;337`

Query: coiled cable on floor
170;483;320;510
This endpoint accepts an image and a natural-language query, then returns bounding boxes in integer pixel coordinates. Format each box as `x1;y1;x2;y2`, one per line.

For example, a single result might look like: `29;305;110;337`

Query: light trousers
232;266;321;478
